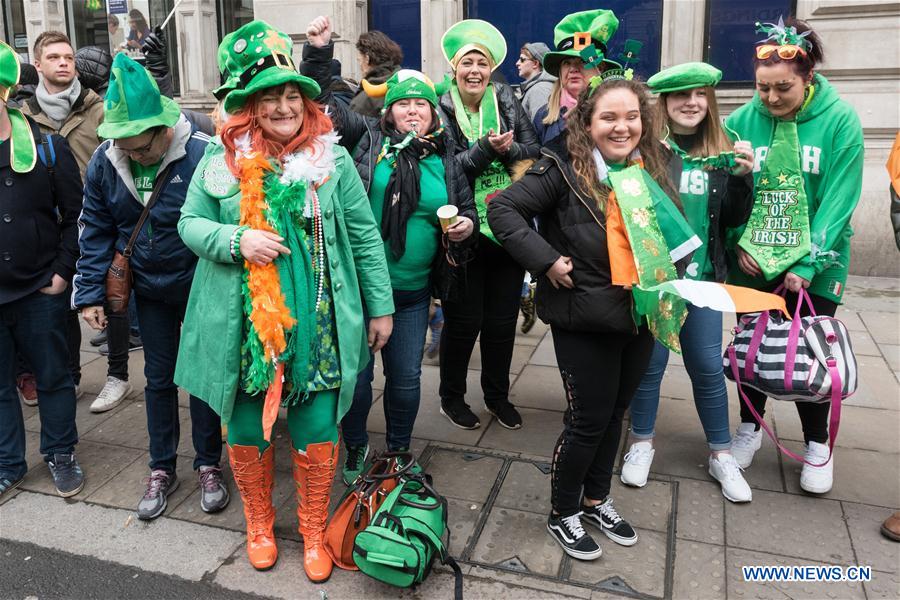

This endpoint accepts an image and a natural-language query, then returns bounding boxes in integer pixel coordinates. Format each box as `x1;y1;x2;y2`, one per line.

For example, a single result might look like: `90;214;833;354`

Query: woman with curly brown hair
350;30;403;117
489;76;682;560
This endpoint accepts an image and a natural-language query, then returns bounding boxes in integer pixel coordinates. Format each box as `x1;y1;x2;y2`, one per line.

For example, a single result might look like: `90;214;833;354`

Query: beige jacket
22;88;104;180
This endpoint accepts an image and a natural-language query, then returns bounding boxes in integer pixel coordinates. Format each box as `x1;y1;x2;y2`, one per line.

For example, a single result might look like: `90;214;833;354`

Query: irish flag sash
738;119;811;280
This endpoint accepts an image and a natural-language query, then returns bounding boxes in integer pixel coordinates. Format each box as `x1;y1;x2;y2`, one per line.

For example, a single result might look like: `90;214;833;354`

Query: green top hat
220;20;320;114
648;62;722;94
0;40;21;102
365;69;452;110
543;9;621;77
97;53;181;140
441;19;507;71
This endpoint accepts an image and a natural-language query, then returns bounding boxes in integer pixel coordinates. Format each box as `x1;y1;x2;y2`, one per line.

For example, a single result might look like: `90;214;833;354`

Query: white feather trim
280;130;342;186
235;132;252;158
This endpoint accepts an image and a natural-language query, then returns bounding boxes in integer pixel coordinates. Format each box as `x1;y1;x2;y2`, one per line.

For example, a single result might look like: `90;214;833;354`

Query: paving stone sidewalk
1;275;898;599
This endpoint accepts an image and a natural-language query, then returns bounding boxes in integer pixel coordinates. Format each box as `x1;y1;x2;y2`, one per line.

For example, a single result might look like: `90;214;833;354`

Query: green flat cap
220;20;320;114
441;19;506;70
98;52;181;139
543;9;620;77
648;62;722;94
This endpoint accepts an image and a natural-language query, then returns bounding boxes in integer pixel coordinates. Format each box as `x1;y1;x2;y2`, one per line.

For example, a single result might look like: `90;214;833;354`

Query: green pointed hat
220;20;320;114
98;53;181;139
364;69;452;110
0;39;20;102
648;62;722;94
543;9;621;77
441;19;507;71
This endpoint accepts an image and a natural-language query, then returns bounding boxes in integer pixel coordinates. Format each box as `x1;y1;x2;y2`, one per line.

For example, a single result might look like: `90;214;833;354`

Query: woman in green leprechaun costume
174;20;394;582
621;62;756;503
303;16;477;485
533;9;623;149
436;18;540;431
723;18;864;494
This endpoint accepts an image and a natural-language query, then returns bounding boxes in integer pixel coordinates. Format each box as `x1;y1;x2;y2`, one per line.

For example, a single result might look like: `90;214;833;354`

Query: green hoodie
724;74;864;303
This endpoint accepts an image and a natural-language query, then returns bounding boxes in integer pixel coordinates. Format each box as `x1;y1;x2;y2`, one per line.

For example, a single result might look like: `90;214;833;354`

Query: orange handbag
324;451;414;570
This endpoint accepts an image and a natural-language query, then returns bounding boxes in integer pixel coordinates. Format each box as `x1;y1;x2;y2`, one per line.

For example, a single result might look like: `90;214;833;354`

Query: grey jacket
520;71;556;121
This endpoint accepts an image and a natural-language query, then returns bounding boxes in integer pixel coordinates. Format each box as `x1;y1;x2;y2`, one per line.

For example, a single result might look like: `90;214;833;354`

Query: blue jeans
134;295;222;473
0;291;78;480
342;287;430;451
629;305;731;450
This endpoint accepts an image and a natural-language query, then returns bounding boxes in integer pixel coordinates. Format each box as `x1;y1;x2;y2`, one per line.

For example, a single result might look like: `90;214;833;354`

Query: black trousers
737;290;837;444
550;325;654;516
439;235;524;407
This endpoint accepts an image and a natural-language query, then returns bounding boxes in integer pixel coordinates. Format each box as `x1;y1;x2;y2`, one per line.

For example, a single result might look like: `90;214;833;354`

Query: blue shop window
370;0;421;70
706;0;796;83
467;0;662;85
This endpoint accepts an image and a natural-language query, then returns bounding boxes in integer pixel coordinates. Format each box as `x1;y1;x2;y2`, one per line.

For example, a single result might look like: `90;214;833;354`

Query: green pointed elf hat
220;20;320;114
98;53;181;139
363;69;452;109
543;9;621;77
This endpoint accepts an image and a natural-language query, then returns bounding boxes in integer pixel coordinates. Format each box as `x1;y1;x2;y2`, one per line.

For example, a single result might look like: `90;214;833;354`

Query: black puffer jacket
439;82;541;188
663;148;754;283
301;42;478;300
488;146;635;333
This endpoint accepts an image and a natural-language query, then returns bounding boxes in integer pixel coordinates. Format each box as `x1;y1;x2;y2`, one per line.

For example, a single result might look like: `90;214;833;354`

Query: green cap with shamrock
648;62;723;94
97;52;181;139
543;9;621;77
219;20;320;113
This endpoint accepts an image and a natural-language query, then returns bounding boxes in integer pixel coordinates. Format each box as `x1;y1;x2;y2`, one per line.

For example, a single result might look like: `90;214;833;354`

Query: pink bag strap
744;311;769;380
728;344;840;467
779;287;817;391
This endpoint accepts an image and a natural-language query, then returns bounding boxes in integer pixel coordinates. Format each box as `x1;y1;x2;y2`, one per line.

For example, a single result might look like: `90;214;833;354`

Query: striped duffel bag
723;287;857;463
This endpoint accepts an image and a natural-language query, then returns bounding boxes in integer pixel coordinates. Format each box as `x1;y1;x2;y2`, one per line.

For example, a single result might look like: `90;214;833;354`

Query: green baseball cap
543;9;621;77
441;19;507;71
220;20;320;114
97;52;181;140
648;62;723;94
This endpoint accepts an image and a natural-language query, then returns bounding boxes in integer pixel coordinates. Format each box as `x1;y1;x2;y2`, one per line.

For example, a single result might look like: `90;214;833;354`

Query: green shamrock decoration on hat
98;52;181;139
441;19;507;71
543;9;622;77
219;20;320;114
363;69;452;110
0;40;39;173
648;62;723;95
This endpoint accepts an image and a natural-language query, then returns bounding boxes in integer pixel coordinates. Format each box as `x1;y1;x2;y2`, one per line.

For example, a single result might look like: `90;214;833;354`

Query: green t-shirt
130;159;162;206
369;153;448;291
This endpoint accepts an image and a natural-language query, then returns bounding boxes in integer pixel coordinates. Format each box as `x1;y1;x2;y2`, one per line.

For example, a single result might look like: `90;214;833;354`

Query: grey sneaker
137;469;179;520
0;474;25;499
198;465;230;513
48;453;84;497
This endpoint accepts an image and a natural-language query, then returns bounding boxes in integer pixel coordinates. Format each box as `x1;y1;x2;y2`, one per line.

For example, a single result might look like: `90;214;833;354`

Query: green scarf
609;166;693;352
738;118;811;280
7;108;37;173
240;170;316;406
666;136;737;172
449;82;511;244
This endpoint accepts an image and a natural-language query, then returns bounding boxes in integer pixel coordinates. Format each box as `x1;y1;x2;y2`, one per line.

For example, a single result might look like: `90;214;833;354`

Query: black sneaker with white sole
486;401;522;430
546;512;602;560
582;498;638;546
440;400;481;429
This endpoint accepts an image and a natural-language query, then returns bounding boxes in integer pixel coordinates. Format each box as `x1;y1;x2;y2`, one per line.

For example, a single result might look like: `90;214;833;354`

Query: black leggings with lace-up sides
550;325;655;517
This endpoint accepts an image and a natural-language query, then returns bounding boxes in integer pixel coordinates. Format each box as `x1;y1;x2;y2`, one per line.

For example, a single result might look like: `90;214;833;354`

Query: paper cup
437;205;458;232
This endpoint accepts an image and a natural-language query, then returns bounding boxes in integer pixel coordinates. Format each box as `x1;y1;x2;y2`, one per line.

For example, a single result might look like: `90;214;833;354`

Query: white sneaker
90;376;132;413
731;423;762;468
800;441;833;494
709;453;752;503
620;441;655;487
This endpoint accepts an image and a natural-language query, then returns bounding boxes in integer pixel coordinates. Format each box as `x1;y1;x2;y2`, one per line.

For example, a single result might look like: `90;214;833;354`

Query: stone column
659;0;705;68
171;0;220;104
22;0;67;49
420;0;462;81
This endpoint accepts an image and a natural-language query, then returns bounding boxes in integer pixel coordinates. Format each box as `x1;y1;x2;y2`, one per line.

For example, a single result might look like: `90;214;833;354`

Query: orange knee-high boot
292;442;338;582
228;444;278;570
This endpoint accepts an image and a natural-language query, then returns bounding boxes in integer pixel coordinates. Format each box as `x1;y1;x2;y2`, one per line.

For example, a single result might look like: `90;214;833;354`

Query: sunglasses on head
755;44;807;60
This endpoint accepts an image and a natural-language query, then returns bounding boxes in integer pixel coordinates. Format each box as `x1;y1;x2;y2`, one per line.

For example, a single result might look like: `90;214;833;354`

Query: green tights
226;389;339;451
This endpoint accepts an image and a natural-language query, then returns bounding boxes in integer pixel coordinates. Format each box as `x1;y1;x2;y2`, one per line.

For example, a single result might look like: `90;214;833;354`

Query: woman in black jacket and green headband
437;18;540;432
304;17;477;484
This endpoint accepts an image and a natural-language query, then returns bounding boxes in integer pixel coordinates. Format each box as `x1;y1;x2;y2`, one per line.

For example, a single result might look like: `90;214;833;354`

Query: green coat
174;139;394;424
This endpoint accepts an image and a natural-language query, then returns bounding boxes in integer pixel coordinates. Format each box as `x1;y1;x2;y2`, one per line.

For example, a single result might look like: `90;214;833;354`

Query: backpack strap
35;131;57;197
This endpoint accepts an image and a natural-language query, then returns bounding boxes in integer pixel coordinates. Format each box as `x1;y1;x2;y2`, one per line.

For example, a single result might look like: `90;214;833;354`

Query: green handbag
352;474;463;598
